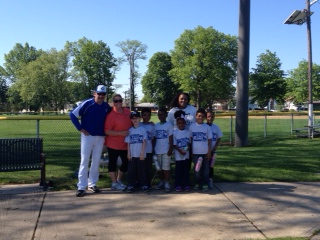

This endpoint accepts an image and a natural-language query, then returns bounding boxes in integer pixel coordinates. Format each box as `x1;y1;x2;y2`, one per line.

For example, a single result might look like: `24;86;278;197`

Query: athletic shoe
175;186;183;192
111;182;126;191
117;180;127;190
164;182;171;192
184;186;190;191
141;186;150;192
126;186;134;193
76;190;85;197
193;184;200;190
88;186;101;193
208;178;214;189
202;185;209;192
155;181;164;190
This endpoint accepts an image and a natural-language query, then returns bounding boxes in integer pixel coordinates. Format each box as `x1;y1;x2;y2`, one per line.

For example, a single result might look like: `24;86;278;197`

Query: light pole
284;0;318;138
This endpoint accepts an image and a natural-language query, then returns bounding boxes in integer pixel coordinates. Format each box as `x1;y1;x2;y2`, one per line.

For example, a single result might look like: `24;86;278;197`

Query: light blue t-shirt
154;121;173;154
125;126;147;158
189;123;212;154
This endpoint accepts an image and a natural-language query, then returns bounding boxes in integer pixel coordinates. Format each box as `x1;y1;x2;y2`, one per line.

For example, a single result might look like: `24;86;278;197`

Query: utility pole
306;0;314;137
235;0;250;147
284;0;316;138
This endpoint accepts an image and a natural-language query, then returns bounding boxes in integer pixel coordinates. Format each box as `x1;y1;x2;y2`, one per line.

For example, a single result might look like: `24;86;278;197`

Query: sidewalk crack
214;184;267;239
31;191;47;240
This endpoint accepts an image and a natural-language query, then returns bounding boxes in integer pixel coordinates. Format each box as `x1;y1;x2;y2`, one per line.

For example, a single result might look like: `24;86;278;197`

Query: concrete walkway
0;182;319;240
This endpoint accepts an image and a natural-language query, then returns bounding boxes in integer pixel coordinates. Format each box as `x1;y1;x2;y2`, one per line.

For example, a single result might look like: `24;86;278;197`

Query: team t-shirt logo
192;132;207;141
155;130;168;139
212;132;217;141
176;138;189;148
130;134;143;144
147;131;153;140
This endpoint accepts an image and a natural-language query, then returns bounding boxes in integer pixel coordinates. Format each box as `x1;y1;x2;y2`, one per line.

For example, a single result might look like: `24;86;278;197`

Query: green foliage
3;42;42;84
286;60;320;103
249;50;286;107
68;37;117;101
170;26;237;108
14;49;70;111
141;52;180;107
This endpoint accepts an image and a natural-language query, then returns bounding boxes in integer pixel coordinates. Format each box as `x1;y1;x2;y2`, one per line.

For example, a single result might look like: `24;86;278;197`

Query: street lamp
284;0;318;138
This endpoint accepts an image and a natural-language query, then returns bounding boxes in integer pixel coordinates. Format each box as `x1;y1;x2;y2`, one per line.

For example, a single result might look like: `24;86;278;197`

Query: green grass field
0;115;319;190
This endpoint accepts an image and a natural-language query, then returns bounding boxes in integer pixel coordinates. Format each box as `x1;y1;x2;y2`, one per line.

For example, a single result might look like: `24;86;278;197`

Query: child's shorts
156;153;171;171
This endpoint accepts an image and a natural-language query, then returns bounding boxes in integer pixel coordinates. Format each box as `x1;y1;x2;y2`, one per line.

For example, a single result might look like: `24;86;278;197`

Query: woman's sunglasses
113;99;123;103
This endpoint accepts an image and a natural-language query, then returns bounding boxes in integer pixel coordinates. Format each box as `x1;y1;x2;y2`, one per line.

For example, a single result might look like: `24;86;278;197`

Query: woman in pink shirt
104;94;132;191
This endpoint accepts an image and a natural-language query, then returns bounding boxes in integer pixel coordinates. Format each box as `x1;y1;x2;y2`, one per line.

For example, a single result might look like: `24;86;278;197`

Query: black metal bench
0;138;46;190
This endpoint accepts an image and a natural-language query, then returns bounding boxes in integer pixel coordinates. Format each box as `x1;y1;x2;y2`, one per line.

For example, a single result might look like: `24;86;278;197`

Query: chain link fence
1;112;319;154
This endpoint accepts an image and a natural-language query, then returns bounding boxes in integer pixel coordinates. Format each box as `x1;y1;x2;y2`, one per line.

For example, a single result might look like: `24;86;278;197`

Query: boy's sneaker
88;186;101;193
208;178;214;189
126;186;134;193
111;182;126;191
164;182;171;192
117;180;127;189
202;185;209;192
155;181;164;190
76;190;85;197
141;186;150;192
184;186;190;191
193;184;200;190
175;186;183;192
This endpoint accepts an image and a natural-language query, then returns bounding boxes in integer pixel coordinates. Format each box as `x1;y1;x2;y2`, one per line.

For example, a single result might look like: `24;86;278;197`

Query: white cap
96;85;106;93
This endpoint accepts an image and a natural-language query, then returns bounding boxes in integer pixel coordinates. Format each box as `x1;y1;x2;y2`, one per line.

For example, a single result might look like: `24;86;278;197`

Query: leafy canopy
249;50;286;106
170;26;237;108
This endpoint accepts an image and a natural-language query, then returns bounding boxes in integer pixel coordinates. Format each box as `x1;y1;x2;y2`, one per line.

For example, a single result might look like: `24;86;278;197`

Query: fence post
291;114;294;134
230;115;233;145
264;115;267;138
36;119;40;138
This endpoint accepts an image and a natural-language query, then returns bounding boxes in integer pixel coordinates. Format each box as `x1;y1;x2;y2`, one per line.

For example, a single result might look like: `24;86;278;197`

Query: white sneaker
111;182;126;191
155;181;164;190
164;182;171;192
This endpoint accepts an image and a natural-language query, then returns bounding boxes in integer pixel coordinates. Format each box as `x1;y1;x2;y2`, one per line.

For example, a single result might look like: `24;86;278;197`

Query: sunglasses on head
113;99;123;103
97;92;106;96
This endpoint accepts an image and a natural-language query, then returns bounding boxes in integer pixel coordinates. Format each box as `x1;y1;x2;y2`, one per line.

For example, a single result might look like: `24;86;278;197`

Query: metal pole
235;0;250;147
264;115;267;138
306;0;314;138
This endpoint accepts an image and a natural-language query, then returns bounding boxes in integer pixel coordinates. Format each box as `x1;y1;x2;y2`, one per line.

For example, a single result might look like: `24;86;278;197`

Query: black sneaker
88;186;101;193
141;186;150;192
126;186;134;193
76;190;85;197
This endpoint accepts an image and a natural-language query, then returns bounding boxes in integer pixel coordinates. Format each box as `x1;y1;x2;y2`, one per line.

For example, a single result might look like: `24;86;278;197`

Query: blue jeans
193;154;209;186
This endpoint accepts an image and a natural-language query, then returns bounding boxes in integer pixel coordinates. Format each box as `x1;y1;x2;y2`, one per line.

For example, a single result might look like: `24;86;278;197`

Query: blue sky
1;0;320;99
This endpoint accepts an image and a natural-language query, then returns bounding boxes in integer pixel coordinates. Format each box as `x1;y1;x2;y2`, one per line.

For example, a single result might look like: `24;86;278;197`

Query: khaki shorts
156;153;171;171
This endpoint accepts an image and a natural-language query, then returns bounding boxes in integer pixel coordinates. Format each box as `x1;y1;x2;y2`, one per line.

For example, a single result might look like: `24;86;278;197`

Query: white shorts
156;154;171;171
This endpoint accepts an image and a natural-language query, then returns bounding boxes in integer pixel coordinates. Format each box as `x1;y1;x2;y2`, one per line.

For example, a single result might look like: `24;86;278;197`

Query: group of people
70;85;222;197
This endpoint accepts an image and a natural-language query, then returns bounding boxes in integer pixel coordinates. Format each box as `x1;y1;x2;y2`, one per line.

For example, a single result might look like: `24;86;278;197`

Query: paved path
0;182;319;240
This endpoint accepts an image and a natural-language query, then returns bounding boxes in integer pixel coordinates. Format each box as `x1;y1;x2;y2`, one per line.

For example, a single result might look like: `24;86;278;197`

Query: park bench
0;138;47;190
293;124;320;138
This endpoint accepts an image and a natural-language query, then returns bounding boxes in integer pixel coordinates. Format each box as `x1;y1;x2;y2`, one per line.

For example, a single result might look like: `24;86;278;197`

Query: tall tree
286;60;320;104
15;48;70;111
67;37;117;100
141;52;180;108
249;50;286;108
170;26;237;109
116;39;147;110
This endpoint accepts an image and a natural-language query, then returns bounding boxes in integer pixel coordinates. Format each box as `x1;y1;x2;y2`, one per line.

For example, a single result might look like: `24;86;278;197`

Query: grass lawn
0;116;319;190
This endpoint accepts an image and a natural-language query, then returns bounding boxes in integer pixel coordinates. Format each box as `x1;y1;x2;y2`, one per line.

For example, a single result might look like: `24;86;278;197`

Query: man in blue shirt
70;85;111;197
